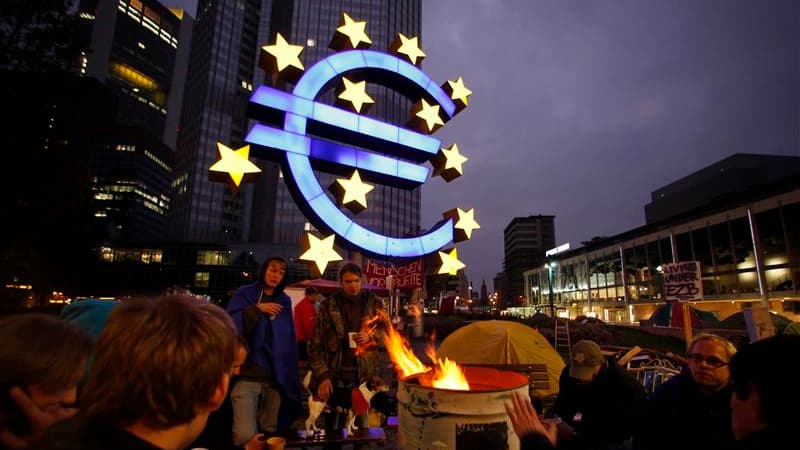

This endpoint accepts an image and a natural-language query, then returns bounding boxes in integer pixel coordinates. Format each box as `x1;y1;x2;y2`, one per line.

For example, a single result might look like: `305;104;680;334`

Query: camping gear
436;320;565;397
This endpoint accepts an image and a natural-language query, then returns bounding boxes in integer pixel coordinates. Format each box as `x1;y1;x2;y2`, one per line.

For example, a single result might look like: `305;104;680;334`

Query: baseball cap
569;340;604;381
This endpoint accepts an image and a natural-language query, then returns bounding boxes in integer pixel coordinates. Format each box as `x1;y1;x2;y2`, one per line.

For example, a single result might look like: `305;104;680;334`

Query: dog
302;371;388;435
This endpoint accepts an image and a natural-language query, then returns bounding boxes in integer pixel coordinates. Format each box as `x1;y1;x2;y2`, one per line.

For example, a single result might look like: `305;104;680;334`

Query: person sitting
0;314;92;449
634;333;737;450
553;340;646;449
28;295;261;450
729;334;800;449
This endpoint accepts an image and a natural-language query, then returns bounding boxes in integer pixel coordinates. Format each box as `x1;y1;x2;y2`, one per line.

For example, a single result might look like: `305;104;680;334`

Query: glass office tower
170;0;421;252
262;0;423;249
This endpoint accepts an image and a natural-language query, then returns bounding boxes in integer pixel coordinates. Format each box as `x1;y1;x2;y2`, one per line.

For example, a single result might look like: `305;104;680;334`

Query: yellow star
337;78;374;113
451;208;481;240
299;233;343;275
437;248;466;275
412;98;444;133
208;143;261;192
331;13;372;50
331;170;374;213
260;33;304;83
443;77;472;112
432;143;468;181
442;207;479;242
390;33;426;65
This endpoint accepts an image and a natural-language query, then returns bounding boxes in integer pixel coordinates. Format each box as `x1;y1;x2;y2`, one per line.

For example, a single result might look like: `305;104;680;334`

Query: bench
284;427;386;449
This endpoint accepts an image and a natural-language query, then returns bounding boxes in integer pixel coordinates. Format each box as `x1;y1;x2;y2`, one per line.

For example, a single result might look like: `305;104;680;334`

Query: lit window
194;272;210;288
307;38;316;47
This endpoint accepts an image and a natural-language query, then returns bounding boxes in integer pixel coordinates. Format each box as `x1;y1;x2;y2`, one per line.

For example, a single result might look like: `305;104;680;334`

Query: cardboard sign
364;259;423;289
662;261;703;302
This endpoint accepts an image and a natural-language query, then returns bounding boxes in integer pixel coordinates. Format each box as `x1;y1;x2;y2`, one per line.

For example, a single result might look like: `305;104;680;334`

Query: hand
504;392;557;447
317;379;333;402
354;332;372;345
0;386;78;449
256;302;283;317
243;432;265;450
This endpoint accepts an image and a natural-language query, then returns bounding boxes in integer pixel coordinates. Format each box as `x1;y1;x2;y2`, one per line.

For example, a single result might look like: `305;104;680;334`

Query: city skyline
169;0;799;288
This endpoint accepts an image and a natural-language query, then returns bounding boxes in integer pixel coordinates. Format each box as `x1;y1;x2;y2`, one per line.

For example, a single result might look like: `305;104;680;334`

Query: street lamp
547;261;556;318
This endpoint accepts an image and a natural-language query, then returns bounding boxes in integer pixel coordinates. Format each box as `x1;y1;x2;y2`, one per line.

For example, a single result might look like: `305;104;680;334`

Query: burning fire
376;310;470;390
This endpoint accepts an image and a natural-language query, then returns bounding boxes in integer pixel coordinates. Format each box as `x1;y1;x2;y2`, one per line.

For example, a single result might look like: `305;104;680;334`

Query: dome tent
437;320;565;397
649;301;719;327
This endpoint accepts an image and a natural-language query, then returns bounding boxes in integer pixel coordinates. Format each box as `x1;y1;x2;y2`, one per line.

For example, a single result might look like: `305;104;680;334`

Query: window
194;272;210;288
196;250;232;265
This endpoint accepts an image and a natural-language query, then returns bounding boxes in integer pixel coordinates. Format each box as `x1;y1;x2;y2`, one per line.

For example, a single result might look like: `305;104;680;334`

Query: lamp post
547;260;556;318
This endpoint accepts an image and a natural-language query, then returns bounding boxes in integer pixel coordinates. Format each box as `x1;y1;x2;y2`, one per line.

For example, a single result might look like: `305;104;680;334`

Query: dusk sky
419;0;799;287
170;1;799;287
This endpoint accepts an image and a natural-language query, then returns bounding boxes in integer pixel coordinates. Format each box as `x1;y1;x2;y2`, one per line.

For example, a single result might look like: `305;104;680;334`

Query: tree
0;0;82;73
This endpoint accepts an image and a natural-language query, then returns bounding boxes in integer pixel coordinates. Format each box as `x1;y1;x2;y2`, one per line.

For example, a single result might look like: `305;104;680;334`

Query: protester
634;333;736;450
294;286;320;360
308;262;383;433
0;314;92;449
729;334;799;449
27;295;262;449
553;340;646;449
227;256;301;445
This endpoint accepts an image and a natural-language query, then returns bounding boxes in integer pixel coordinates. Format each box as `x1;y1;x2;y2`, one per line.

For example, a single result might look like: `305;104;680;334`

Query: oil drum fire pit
396;366;530;450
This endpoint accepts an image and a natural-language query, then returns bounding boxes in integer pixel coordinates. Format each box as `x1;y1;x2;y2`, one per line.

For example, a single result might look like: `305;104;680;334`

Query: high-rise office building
72;0;193;243
81;0;192;145
504;215;556;304
264;1;422;251
169;0;423;264
168;0;262;242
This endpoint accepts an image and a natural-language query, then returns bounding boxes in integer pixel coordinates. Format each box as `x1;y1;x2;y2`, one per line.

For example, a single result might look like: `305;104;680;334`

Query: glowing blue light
249;85;440;157
246;50;459;258
245;125;310;156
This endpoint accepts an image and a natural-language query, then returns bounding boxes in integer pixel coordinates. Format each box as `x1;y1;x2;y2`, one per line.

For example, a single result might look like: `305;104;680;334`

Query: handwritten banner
663;261;703;302
364;259;423;289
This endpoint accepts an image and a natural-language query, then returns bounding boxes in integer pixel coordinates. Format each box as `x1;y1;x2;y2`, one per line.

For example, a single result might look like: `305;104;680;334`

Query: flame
431;357;470;390
381;312;470;390
354;313;381;356
425;342;470;390
382;316;428;378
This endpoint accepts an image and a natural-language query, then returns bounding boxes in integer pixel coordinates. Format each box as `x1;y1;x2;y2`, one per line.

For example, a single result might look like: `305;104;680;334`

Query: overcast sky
167;1;799;287
419;0;800;287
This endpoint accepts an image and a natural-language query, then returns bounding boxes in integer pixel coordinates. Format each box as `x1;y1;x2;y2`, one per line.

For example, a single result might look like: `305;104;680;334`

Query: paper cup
266;436;286;450
348;332;357;348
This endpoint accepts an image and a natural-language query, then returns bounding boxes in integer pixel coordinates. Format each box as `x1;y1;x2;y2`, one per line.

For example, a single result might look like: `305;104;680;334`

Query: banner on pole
663;261;703;302
365;259;423;289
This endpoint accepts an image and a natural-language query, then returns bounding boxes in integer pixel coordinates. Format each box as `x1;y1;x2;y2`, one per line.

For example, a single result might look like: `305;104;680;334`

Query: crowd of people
1;257;799;450
506;334;800;450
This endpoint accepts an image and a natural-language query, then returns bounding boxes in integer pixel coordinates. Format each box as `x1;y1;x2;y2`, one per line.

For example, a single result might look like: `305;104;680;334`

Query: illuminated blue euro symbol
244;50;457;259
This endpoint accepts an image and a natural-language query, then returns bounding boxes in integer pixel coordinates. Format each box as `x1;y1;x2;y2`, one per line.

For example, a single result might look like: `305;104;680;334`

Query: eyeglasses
687;353;728;368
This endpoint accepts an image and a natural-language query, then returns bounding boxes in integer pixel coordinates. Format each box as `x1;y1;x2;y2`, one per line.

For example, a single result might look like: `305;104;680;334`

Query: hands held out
256;302;283;317
504;392;558;448
0;386;78;449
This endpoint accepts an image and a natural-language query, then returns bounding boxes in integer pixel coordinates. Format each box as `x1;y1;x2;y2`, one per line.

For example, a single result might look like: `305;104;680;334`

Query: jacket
307;290;382;393
293;296;317;342
227;282;301;430
554;359;646;449
634;370;734;450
